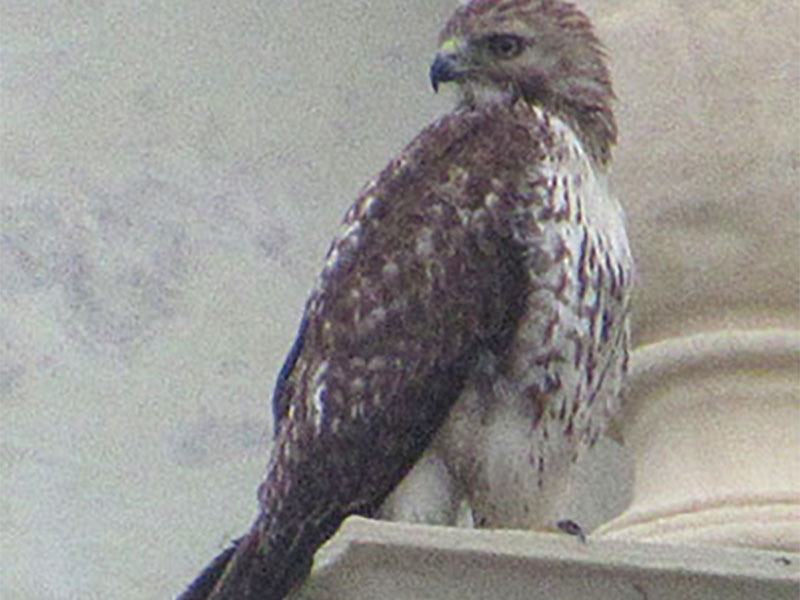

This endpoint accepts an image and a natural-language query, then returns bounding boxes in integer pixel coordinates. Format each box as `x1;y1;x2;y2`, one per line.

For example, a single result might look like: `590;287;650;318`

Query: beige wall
2;1;797;598
600;0;799;343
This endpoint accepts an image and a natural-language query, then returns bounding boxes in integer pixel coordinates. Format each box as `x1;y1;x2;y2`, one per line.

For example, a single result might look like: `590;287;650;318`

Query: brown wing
266;100;546;515
200;100;546;599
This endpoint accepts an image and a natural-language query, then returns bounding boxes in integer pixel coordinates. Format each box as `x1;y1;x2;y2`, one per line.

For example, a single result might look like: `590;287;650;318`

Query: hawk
180;0;632;598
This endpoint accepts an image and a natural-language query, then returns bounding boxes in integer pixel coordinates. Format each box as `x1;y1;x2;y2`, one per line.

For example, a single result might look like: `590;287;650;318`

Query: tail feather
178;515;322;600
177;538;240;600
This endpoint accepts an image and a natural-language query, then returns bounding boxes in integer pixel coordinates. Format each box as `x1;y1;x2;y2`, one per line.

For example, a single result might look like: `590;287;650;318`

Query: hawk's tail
177;513;325;600
177;538;241;600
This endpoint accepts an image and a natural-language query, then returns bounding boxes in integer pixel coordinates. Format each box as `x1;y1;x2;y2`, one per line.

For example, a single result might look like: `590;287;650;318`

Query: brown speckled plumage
181;1;632;598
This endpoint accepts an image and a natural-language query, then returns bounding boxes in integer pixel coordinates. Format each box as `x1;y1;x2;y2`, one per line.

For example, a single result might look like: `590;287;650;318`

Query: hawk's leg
378;449;463;526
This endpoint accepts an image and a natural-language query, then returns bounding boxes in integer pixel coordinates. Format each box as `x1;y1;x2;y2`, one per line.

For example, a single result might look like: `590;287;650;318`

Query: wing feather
267;100;543;518
199;98;551;600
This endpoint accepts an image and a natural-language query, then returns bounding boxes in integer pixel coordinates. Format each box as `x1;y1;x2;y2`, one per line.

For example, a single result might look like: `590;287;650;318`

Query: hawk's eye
486;34;524;59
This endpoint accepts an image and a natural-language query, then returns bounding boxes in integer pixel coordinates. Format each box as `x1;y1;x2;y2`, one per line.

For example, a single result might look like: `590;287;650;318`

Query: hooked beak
429;38;470;92
429;53;466;92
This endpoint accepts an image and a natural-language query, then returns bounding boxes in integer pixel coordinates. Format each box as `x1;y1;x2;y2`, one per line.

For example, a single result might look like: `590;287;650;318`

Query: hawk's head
431;0;616;163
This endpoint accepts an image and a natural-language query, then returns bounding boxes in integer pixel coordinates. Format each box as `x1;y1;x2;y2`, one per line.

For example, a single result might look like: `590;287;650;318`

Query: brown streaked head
430;0;616;164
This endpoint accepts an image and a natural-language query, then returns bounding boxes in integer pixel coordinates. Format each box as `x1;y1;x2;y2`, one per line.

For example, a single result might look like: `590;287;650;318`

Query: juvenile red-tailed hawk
181;0;632;598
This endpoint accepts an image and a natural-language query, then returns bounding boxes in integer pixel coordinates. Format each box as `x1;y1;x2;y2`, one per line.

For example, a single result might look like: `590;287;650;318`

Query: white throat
458;80;516;109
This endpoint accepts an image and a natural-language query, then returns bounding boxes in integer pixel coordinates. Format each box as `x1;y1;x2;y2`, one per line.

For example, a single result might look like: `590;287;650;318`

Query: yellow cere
439;37;460;54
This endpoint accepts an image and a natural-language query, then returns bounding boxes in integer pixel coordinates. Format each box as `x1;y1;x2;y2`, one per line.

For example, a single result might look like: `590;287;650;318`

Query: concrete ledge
295;517;799;600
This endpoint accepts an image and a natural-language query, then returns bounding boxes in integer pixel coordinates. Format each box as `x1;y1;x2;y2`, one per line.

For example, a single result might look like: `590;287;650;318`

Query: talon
556;519;587;543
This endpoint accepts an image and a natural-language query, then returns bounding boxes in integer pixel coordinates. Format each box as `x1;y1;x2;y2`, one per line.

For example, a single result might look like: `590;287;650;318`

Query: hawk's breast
432;103;633;529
